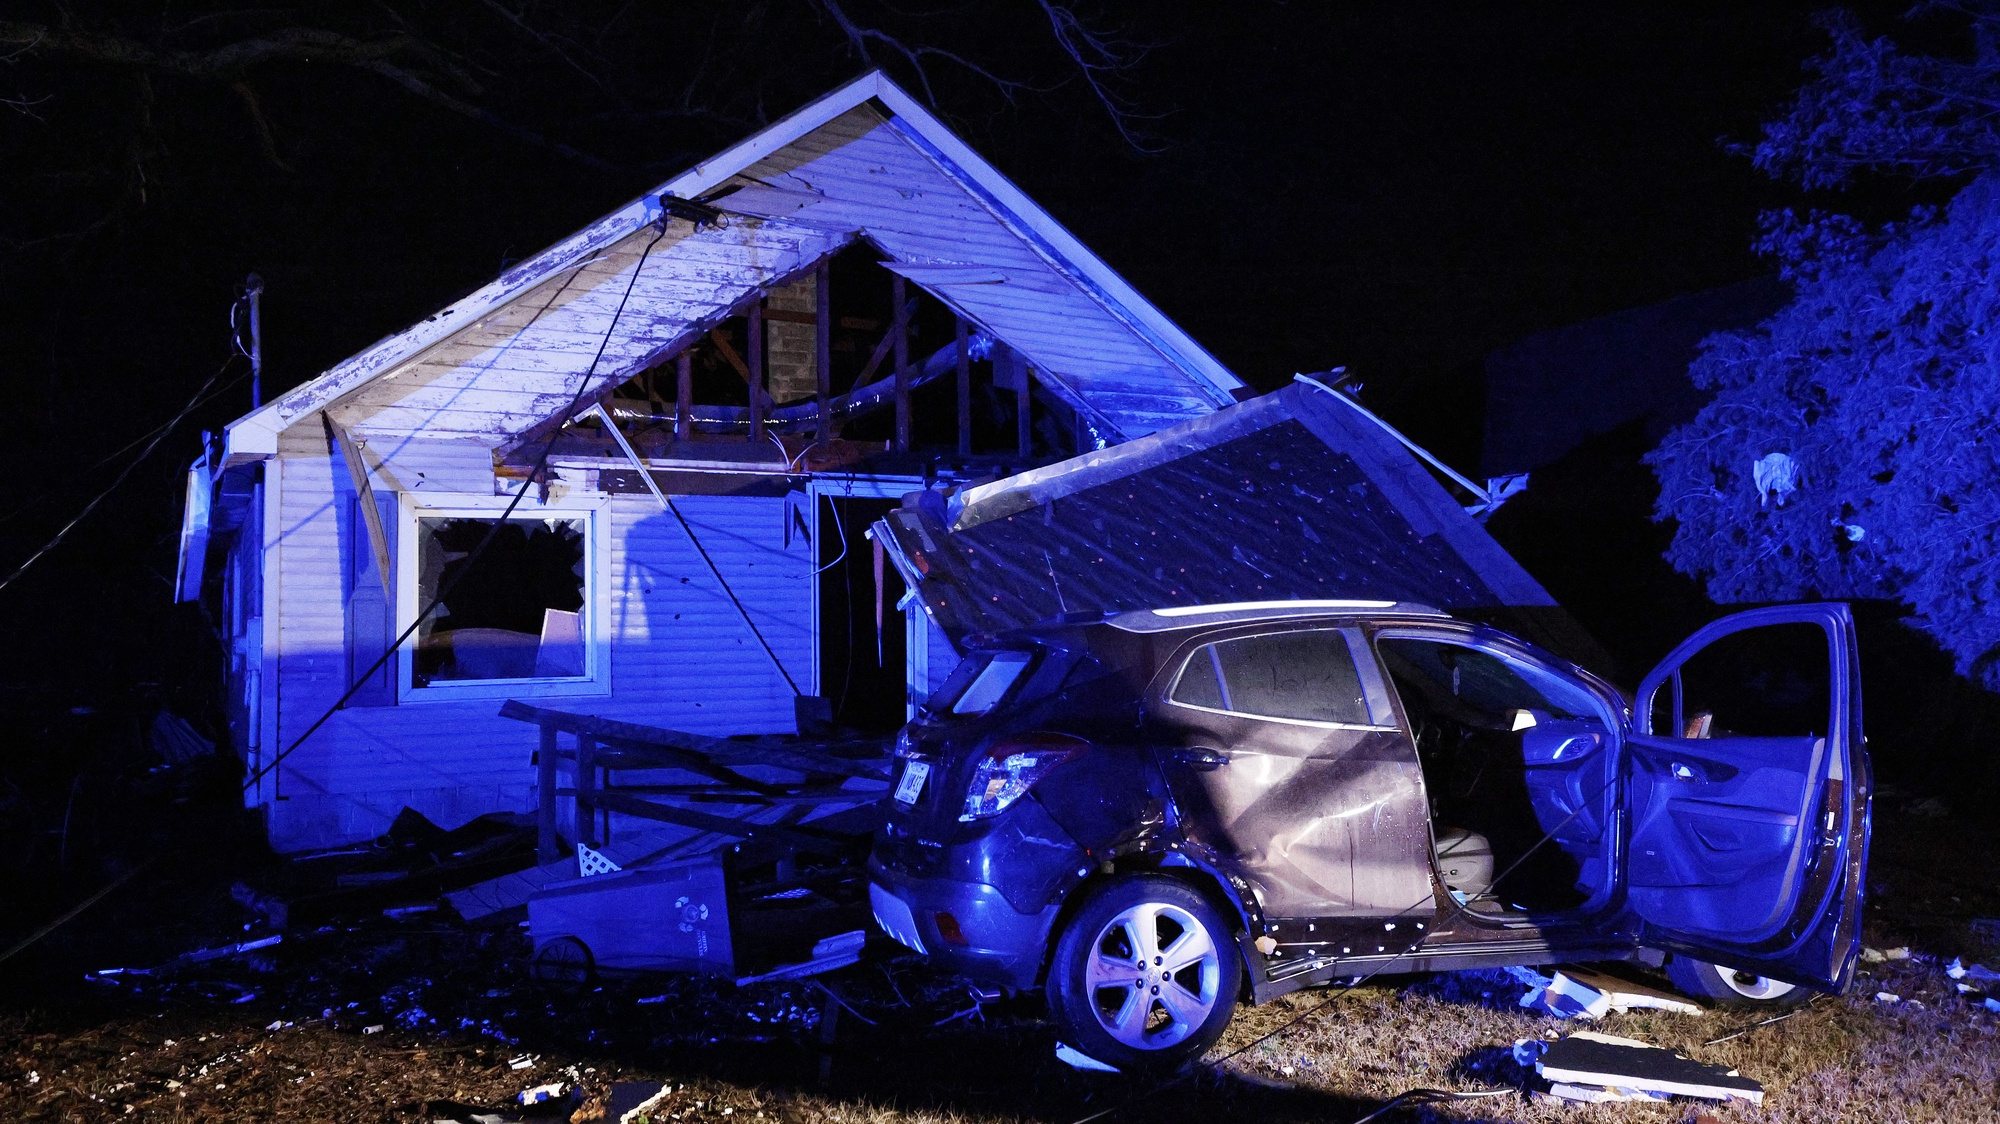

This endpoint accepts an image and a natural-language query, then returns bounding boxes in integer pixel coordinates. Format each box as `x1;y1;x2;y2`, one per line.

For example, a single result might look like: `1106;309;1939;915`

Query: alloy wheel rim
1084;901;1221;1050
1718;964;1797;1001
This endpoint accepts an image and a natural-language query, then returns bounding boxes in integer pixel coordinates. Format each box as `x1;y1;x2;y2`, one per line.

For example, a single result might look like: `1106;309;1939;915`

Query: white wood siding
262;428;814;849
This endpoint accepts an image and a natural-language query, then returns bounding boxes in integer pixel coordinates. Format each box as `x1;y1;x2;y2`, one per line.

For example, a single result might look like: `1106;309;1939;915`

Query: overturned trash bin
527;851;867;985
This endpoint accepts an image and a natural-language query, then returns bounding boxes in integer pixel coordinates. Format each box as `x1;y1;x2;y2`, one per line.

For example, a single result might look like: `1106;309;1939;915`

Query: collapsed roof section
217;71;1241;466
875;380;1601;662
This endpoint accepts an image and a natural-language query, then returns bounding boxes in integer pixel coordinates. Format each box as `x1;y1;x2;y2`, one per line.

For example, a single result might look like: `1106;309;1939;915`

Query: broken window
1170;630;1372;725
411;515;588;687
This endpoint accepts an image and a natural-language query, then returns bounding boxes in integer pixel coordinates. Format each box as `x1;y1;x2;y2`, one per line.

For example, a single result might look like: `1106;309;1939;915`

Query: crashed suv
869;600;1870;1070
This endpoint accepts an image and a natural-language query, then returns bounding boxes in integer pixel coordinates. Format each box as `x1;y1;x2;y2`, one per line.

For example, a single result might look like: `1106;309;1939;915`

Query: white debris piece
1536;1030;1762;1106
1875;991;1901;1004
517;1082;566;1106
1520;968;1702;1019
1054;1043;1120;1073
1946;957;2000;984
1753;452;1800;507
1862;946;1911;964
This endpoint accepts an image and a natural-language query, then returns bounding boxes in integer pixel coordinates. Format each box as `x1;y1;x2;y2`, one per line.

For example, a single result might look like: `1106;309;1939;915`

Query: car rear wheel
1045;875;1241;1072
1667;956;1806;1007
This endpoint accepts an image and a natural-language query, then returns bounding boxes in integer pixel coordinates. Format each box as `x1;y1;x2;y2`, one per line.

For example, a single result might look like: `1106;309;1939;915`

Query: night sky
0;1;1922;699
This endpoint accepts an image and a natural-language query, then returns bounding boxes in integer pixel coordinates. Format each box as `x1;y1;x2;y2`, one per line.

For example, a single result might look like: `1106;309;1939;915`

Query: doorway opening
816;494;908;733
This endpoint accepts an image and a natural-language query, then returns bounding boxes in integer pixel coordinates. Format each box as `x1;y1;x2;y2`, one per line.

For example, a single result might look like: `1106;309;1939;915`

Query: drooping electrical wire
0;210;676;966
0;357;236;594
240;218;673;796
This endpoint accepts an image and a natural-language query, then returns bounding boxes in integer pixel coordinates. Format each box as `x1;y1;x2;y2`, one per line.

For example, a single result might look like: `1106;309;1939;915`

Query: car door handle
1175;746;1230;771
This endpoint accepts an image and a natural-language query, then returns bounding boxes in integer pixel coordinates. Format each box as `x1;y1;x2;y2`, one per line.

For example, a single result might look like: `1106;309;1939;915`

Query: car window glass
1171;646;1226;710
1174;630;1372;725
1376;637;1598;723
1653;623;1830;738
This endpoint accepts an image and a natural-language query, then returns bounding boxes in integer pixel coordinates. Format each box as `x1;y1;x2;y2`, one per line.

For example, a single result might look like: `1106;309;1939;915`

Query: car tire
1045;874;1242;1072
1667;956;1807;1007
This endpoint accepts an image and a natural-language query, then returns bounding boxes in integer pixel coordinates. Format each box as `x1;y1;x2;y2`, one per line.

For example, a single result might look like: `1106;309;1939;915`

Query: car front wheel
1045;874;1241;1072
1667;956;1807;1007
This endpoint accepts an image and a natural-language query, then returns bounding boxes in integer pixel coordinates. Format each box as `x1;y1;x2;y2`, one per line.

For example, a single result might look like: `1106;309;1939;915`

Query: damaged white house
178;72;1571;852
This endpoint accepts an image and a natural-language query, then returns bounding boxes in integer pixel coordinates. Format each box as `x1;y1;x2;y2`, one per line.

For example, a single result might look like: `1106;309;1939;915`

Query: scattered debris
1946;957;2000;985
1874;991;1901;1004
507;1054;537;1071
1860;945;1911;963
515;1081;565;1106
1512;1037;1549;1067
363;1024;385;1035
604;1081;675;1123
1519;967;1702;1019
1535;1030;1763;1106
1055;1043;1120;1073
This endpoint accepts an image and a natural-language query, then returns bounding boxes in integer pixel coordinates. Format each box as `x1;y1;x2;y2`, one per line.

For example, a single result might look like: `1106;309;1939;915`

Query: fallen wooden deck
445;701;892;920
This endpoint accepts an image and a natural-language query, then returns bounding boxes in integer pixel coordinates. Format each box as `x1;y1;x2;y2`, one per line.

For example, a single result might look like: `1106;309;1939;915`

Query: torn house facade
176;73;1243;849
177;73;1574;852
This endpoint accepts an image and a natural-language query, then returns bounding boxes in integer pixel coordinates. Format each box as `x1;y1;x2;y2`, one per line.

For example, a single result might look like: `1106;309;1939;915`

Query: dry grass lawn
3;802;1996;1123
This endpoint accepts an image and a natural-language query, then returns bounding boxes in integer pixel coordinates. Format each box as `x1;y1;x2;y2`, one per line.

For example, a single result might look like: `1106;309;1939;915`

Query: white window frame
396;493;612;703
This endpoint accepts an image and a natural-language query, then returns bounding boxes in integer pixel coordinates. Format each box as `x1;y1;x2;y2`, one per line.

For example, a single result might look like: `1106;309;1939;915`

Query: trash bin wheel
531;935;595;991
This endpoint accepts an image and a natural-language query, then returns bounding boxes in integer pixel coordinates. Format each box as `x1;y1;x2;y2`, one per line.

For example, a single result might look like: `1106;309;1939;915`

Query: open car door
1621;603;1870;991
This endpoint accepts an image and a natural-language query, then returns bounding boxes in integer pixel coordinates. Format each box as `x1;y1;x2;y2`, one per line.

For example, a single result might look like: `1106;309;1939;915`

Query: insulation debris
1946;957;2000;986
1054;1043;1120;1073
1535;1030;1763;1106
1519;968;1703;1019
1860;945;1911;963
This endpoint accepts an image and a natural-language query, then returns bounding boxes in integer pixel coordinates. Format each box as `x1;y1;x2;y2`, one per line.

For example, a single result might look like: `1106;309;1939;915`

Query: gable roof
221;71;1241;465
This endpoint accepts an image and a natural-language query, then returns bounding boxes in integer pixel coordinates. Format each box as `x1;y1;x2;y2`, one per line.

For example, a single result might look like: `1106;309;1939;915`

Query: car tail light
958;732;1088;822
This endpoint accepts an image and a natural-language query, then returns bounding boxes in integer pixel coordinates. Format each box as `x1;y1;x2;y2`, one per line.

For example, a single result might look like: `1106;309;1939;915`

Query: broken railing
499;700;894;865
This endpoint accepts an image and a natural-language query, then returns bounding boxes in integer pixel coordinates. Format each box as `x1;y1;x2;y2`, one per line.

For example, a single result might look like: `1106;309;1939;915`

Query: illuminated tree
1650;2;2000;684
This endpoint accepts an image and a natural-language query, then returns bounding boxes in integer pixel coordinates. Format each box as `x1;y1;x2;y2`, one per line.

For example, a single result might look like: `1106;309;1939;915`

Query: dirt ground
3;796;1996;1124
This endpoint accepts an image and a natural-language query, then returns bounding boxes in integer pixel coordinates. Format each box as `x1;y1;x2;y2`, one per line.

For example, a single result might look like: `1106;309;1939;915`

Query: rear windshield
936;650;1035;716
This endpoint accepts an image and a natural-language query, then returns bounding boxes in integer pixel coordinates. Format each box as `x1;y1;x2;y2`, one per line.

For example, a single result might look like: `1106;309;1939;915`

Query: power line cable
0;357;237;594
0;210;675;965
0;367;249;528
239;219;670;796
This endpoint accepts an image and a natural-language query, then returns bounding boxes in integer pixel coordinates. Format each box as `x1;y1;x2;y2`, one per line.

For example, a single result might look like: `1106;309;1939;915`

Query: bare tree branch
0;18;619;170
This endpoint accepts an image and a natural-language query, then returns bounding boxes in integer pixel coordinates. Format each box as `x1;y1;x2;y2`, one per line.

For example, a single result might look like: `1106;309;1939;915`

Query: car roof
1102;599;1448;634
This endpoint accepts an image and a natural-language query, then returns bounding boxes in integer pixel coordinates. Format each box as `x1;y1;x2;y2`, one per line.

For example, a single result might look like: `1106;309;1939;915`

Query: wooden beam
1018;363;1034;457
708;329;751;381
322;416;392;594
586;791;868;851
498;699;893;781
844;298;919;392
747;300;766;443
815;259;833;444
892;275;911;452
537;723;560;864
674;351;692;441
955;317;972;457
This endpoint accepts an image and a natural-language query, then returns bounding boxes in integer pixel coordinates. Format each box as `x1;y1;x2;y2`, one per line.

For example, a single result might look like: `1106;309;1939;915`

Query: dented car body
869;599;1870;1067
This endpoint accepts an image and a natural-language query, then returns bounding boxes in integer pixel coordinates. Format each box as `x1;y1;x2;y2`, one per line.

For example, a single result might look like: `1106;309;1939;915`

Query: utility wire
0;357;236;594
0;211;675;965
241;220;670;796
0;368;249;528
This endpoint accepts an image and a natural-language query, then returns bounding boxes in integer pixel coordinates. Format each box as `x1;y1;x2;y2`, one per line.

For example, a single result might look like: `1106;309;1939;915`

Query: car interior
1373;634;1615;916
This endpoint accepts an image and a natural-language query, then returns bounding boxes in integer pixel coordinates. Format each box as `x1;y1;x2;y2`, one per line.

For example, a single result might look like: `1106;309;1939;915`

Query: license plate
894;760;930;805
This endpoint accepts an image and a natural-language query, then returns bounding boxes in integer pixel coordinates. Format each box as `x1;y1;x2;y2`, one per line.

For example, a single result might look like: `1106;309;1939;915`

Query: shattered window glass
413;516;587;686
1175;630;1371;725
